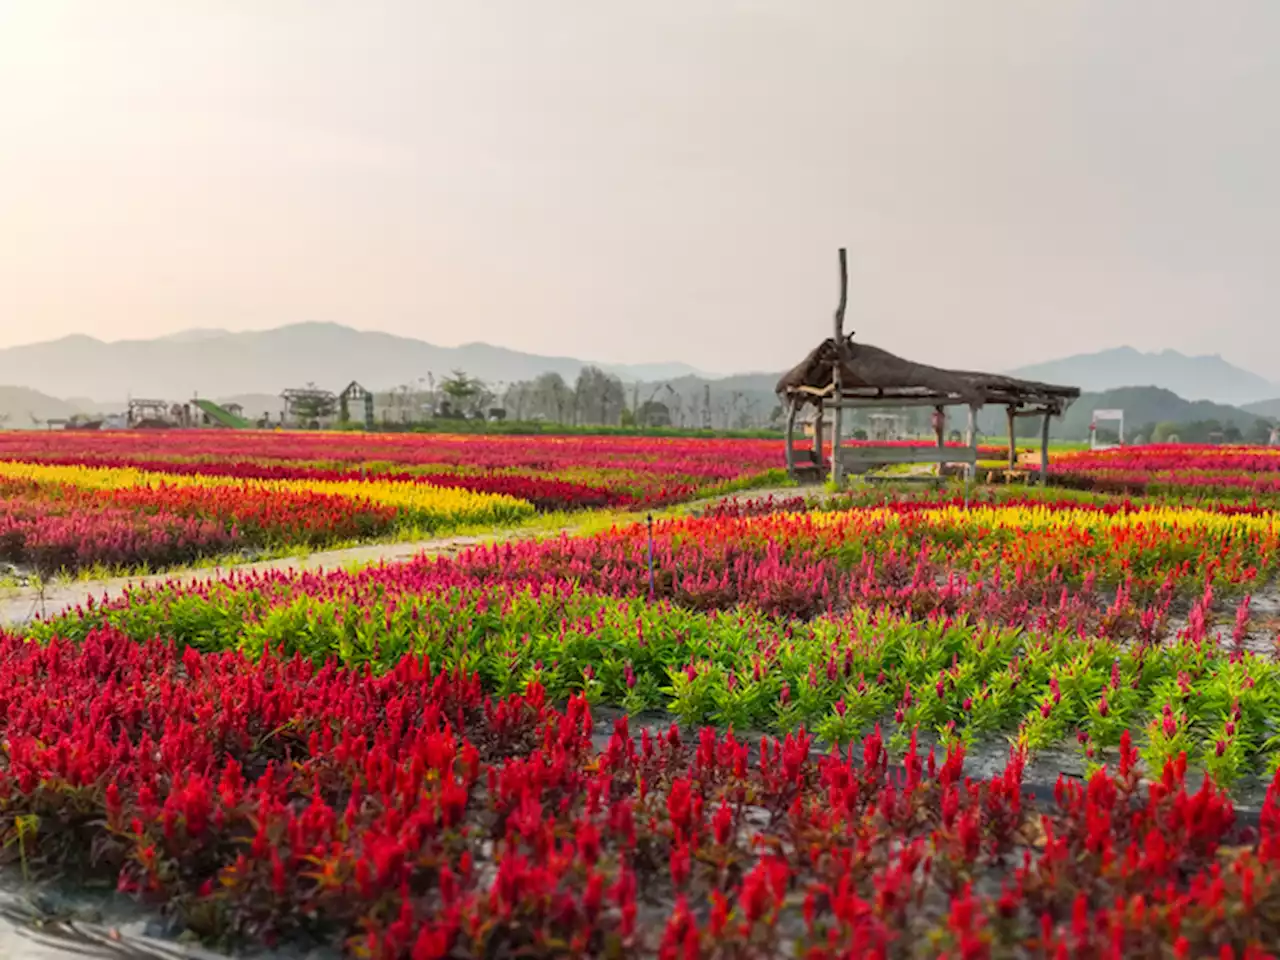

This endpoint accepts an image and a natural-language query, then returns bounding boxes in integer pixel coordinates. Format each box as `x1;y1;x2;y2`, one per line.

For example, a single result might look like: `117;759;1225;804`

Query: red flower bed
0;478;399;573
1053;445;1280;499
0;495;237;574
7;456;638;511
4;629;1280;958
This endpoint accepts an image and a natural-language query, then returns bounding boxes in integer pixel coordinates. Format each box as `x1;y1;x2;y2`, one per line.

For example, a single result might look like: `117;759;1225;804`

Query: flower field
0;428;1016;577
0;430;796;574
0;430;790;510
3;630;1278;959
9;440;1280;956
1054;444;1280;501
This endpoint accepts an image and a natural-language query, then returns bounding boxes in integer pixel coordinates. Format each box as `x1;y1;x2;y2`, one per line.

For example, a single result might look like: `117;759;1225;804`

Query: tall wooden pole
830;248;848;486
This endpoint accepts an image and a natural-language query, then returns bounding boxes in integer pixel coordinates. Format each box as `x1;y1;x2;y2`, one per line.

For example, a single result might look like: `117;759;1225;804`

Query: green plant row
34;586;1280;791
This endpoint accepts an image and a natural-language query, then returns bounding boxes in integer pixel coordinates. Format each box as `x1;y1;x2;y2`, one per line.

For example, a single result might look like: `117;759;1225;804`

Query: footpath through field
0;486;813;628
0;529;544;628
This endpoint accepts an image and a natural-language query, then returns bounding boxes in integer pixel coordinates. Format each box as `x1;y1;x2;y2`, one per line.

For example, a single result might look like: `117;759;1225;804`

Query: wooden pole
834;248;848;339
966;404;980;506
1006;406;1017;470
813;400;825;469
784;398;799;477
1040;412;1051;486
830;248;848;486
831;384;843;485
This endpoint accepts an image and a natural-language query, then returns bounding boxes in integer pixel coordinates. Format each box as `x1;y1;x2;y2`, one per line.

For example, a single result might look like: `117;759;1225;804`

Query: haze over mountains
0;324;707;402
0;326;1278;432
1008;347;1279;408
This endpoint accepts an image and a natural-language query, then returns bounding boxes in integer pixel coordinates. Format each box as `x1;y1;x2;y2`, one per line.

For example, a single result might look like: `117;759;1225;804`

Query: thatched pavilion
777;250;1079;485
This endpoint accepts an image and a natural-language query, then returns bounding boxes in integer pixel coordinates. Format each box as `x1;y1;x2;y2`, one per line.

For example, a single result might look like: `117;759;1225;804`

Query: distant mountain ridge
979;386;1273;441
1243;397;1280;419
3;326;1278;434
1008;346;1278;406
0;323;709;402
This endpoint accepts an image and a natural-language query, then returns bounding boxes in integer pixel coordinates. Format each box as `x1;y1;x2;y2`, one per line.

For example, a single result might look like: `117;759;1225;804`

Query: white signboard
1090;409;1124;450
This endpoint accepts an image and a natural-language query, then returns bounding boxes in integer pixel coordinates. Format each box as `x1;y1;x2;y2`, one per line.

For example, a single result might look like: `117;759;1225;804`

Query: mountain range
0;323;707;403
0;326;1278;433
1008;347;1278;407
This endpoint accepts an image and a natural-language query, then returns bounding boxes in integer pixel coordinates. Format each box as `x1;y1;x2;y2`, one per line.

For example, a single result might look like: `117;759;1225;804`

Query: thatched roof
777;337;1079;412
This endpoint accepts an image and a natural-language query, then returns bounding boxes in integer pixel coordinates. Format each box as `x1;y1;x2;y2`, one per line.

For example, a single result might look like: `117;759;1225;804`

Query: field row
0;431;790;574
1;629;1277;958
40;498;1280;787
1055;444;1280;500
9;436;1280;956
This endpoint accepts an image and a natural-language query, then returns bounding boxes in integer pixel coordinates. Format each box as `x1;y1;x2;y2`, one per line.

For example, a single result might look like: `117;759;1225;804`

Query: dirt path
0;528;557;628
0;486;832;629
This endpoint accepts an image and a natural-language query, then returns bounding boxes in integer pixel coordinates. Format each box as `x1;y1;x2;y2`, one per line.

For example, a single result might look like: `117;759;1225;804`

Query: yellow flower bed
0;460;534;530
808;503;1280;536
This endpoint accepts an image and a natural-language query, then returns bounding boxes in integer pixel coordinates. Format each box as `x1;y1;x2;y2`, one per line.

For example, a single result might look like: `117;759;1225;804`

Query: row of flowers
38;497;1280;784
0;429;1026;507
3;628;1280;958
9;454;646;511
1053;445;1280;499
0;430;792;504
0;459;533;541
0;477;401;574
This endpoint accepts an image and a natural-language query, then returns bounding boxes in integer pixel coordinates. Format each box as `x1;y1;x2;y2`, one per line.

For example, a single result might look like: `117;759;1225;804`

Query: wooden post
813;400;825;469
830;386;843;485
784;398;798;477
1039;412;1051;486
830;247;848;486
1006;406;1017;471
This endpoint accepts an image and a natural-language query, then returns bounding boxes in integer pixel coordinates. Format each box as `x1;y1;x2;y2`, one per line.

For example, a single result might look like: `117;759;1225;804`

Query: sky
1;1;1277;376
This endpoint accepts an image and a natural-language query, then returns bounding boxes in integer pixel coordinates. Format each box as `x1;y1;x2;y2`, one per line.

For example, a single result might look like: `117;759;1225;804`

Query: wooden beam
837;445;978;467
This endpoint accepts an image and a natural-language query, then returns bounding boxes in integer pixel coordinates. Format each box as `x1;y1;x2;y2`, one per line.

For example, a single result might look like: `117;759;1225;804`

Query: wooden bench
864;473;945;487
837;445;978;476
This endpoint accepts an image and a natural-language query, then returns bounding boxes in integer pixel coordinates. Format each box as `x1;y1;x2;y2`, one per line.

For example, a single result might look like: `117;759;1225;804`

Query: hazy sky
2;2;1277;375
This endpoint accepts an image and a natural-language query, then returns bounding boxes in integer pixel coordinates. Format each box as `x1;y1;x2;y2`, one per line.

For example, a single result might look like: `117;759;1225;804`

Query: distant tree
440;369;478;408
288;387;336;424
573;366;626;425
636;400;672;428
439;370;490;418
1151;421;1181;443
533;372;574;423
1246;419;1275;445
1223;423;1243;443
